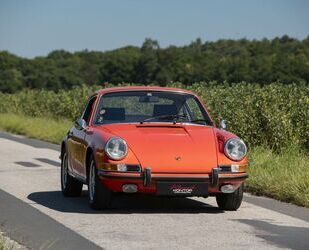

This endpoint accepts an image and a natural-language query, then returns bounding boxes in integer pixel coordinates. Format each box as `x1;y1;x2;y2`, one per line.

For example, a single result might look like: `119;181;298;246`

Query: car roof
95;86;196;96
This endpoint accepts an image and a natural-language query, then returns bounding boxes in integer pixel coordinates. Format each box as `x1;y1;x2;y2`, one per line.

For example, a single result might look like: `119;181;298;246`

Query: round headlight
105;137;128;160
224;138;247;161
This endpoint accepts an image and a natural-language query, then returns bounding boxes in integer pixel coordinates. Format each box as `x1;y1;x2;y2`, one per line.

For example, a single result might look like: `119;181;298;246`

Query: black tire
61;152;83;197
88;156;112;210
216;184;244;211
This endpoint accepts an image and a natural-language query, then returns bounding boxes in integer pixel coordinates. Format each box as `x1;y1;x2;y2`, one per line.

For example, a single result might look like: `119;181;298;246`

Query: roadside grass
0;113;308;208
246;146;309;208
0;113;72;144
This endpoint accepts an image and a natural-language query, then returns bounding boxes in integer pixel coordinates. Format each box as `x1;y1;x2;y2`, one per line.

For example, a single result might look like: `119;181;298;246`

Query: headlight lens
224;138;247;161
105;137;128;160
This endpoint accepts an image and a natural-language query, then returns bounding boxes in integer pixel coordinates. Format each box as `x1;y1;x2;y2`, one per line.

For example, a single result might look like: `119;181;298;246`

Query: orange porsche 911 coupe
60;86;248;210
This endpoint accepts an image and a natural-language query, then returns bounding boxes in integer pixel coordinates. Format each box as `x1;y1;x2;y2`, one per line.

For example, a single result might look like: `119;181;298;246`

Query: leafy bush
183;82;309;151
0;85;98;120
0;82;308;151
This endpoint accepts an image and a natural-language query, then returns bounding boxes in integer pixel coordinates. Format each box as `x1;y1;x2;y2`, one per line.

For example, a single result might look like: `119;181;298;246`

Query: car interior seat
153;104;177;117
96;107;126;123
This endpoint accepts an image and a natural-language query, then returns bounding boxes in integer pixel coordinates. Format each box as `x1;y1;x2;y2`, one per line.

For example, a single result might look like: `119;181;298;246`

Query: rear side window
186;97;204;121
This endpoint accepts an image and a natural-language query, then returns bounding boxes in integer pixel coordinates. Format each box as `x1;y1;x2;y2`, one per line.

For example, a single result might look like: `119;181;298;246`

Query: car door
67;95;97;179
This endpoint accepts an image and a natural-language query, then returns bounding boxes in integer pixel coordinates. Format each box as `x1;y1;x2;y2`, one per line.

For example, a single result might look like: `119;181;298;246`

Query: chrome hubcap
61;153;68;189
89;161;96;201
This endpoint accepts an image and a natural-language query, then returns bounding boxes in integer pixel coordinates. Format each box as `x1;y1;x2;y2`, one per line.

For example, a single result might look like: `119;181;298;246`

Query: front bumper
97;168;248;195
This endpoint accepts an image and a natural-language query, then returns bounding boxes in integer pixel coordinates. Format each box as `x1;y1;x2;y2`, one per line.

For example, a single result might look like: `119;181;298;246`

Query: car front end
94;123;248;199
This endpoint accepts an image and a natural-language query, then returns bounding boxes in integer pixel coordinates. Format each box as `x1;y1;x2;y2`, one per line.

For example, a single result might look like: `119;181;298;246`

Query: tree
135;39;160;83
99;46;141;83
0;68;23;93
0;35;308;93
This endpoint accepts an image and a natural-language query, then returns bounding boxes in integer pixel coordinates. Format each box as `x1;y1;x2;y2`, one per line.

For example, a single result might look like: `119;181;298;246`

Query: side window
186;97;204;120
82;96;97;124
178;105;190;120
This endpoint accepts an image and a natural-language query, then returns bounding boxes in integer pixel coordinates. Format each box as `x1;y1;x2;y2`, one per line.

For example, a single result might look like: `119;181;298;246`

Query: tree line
0;35;308;93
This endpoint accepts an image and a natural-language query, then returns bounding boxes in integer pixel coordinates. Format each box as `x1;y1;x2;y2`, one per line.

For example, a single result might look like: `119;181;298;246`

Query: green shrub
183;82;309;152
0;82;308;151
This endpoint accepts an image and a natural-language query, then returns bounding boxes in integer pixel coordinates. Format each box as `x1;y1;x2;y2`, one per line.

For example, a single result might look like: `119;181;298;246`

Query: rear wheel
61;152;83;197
216;184;243;211
88;156;112;209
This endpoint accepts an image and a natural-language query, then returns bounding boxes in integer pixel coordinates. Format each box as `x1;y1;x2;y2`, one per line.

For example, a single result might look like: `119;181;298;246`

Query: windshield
93;91;212;125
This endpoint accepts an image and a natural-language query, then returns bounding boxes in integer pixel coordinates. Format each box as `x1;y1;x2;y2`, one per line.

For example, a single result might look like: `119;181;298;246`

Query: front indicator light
219;164;247;172
231;164;247;172
117;163;127;172
101;163;117;171
101;163;141;172
231;164;240;172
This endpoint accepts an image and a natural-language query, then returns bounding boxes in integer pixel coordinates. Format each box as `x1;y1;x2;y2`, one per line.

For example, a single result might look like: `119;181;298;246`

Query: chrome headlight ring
105;137;128;160
224;138;247;161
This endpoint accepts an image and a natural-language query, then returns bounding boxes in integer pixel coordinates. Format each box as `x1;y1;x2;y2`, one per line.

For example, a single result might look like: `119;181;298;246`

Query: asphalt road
0;131;309;250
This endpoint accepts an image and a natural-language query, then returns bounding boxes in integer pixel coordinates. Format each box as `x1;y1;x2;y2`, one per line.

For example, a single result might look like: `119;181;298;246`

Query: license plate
156;182;208;196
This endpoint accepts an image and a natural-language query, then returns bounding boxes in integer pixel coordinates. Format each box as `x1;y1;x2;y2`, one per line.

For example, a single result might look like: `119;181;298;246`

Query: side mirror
219;119;227;130
75;118;87;130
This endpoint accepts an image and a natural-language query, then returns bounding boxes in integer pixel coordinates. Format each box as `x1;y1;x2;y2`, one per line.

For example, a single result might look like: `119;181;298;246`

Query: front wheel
88;156;112;210
216;184;244;211
61;152;83;197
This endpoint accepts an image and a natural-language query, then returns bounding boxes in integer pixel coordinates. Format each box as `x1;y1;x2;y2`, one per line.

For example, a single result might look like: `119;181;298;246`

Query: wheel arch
60;141;66;160
85;146;94;182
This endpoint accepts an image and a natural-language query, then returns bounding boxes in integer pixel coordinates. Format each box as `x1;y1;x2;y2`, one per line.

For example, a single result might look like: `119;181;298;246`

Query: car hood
99;123;218;173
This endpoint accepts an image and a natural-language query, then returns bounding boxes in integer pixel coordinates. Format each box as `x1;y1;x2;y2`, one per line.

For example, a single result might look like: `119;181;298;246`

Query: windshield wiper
140;114;187;124
189;119;209;124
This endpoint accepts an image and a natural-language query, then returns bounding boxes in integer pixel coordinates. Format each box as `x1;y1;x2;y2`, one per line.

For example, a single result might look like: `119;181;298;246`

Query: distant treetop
0;36;308;93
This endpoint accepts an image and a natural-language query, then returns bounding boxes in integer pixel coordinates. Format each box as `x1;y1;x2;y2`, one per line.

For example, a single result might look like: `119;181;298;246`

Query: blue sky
0;0;308;58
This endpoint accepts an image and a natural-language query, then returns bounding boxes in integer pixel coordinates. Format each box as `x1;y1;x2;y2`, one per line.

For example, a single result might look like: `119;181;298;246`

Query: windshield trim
92;121;213;128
